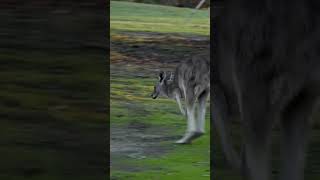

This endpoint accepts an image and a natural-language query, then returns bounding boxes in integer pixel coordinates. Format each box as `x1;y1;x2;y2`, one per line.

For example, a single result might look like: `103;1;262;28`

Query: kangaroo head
151;71;173;99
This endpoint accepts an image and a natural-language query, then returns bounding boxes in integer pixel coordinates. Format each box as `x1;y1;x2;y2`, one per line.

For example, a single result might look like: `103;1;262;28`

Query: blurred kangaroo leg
212;85;241;170
280;91;317;180
238;81;273;180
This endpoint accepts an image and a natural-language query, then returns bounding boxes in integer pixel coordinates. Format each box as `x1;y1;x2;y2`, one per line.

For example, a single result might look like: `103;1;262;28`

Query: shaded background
0;0;108;179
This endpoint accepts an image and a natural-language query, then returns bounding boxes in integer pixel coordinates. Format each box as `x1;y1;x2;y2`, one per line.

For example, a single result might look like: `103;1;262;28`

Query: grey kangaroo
212;1;320;180
151;54;210;144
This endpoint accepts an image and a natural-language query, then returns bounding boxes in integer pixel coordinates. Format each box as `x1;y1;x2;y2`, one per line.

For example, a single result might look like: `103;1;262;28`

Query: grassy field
110;1;210;180
111;1;209;35
110;1;320;180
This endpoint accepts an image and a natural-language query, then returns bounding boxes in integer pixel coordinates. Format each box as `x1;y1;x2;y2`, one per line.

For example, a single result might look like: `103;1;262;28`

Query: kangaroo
151;71;187;116
212;1;320;180
151;54;210;144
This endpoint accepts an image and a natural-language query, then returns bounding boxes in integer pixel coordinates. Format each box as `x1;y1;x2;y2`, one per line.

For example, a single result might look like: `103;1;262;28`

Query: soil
110;122;181;172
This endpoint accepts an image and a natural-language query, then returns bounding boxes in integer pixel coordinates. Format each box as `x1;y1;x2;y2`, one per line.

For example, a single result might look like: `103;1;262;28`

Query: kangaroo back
175;54;210;99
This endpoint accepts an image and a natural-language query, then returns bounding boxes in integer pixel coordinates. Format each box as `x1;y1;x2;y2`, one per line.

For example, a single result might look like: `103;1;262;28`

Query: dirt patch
110;122;180;172
116;31;209;42
110;31;209;68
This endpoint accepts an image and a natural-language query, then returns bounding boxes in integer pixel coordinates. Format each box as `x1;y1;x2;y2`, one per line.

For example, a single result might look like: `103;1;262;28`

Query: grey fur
212;1;320;180
151;53;210;144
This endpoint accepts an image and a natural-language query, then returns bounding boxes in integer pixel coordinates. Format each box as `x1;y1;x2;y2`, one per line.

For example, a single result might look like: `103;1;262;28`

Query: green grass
111;138;210;180
111;1;209;35
110;1;210;180
110;1;320;180
110;72;211;179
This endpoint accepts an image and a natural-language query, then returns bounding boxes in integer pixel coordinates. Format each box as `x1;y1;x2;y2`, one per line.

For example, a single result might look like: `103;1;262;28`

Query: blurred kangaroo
151;54;210;144
212;1;320;180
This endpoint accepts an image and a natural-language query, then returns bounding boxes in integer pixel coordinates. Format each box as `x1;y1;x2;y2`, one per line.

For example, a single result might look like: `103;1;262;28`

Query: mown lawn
110;1;209;35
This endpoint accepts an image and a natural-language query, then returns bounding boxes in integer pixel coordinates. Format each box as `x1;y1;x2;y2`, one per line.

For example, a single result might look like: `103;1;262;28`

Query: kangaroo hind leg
197;90;209;134
175;87;202;144
175;92;186;116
